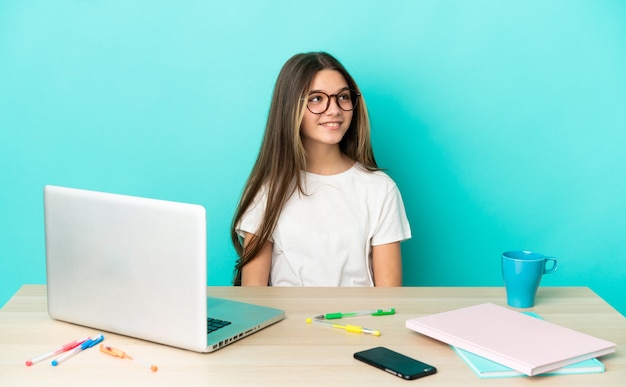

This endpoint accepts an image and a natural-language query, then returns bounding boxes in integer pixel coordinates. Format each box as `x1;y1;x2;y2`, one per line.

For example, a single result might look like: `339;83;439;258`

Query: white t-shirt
237;163;411;286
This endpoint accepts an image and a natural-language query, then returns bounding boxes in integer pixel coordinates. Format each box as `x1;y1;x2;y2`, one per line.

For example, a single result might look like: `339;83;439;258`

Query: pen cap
100;344;127;358
371;309;395;316
82;334;105;349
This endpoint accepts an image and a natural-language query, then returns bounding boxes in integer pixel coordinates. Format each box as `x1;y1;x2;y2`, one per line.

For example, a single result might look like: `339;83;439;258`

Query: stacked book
405;303;615;378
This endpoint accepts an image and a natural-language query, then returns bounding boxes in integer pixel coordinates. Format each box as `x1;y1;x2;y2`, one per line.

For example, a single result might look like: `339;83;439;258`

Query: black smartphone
354;346;437;381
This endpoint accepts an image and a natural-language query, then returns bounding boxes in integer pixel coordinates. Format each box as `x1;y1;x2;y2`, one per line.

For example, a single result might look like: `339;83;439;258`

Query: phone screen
354;346;437;380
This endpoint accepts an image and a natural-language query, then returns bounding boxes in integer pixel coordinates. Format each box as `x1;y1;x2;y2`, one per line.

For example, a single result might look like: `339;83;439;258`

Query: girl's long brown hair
230;52;378;285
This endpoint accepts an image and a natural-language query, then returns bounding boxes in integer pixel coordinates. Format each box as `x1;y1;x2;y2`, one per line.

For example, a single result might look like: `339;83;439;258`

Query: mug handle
543;257;558;274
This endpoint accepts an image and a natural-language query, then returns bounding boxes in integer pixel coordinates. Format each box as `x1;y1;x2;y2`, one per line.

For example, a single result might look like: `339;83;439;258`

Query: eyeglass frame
302;88;361;114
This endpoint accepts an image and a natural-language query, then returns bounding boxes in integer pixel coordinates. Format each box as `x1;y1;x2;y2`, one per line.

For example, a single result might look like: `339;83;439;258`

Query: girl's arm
241;232;273;286
371;242;403;286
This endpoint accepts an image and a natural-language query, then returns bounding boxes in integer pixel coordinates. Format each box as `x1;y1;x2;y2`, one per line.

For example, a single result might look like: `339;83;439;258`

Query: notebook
405;303;615;376
44;185;285;353
450;311;605;378
452;346;604;378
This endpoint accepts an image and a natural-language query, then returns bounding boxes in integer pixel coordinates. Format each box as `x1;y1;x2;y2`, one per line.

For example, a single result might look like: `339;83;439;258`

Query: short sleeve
371;182;411;246
236;186;271;241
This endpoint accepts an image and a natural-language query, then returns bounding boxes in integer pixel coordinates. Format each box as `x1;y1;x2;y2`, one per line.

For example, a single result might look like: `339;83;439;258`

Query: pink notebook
405;303;616;376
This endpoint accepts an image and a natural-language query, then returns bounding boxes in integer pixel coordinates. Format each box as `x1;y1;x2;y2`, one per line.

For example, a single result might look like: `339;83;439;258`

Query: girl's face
300;69;353;150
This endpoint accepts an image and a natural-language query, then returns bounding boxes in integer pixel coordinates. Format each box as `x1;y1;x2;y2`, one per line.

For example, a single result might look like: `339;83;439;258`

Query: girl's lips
319;122;342;129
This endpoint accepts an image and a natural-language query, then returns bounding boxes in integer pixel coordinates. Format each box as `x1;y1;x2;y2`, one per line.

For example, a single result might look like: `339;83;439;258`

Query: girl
231;52;411;286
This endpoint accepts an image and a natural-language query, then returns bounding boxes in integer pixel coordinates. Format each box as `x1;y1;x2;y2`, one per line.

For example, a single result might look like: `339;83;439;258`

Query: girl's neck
304;145;354;176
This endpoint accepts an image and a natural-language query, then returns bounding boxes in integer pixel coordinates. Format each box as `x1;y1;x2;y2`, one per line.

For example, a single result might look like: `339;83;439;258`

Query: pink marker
25;336;90;366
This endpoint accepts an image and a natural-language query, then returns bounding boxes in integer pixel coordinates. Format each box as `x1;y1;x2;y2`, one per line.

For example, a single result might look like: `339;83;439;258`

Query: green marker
315;308;395;320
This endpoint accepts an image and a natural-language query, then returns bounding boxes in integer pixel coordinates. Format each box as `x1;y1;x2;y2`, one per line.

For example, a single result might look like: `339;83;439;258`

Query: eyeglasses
304;88;360;114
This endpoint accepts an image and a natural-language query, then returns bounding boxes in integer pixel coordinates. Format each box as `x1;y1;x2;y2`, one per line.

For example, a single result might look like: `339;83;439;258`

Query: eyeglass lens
306;89;359;114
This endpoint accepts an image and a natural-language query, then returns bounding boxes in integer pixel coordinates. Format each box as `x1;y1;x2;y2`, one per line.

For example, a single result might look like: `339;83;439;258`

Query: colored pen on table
25;336;90;366
100;344;158;372
306;317;381;336
314;308;395;320
51;334;105;366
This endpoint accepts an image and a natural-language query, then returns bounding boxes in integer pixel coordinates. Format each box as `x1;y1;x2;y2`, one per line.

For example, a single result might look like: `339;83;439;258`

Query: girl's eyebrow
308;86;350;94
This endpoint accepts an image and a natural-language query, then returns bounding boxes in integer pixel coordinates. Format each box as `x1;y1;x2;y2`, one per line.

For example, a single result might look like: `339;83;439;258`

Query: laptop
43;185;285;353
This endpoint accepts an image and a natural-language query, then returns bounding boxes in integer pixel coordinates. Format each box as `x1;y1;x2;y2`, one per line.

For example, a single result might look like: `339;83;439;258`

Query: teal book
451;312;604;378
452;346;604;378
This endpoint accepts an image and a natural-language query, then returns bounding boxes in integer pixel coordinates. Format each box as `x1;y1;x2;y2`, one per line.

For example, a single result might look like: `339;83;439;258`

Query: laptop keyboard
207;317;232;334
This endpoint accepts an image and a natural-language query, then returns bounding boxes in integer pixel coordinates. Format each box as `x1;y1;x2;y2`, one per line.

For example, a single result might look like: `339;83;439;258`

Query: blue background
1;1;625;315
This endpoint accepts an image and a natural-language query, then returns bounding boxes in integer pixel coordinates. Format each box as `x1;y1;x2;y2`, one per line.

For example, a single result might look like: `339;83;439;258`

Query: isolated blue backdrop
1;1;625;315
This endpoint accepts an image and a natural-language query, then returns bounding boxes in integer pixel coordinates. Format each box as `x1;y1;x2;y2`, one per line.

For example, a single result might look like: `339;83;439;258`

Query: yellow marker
306;317;381;336
100;344;158;372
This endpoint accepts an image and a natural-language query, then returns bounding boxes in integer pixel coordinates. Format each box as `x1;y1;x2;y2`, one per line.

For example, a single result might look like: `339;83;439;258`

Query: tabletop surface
1;285;624;386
